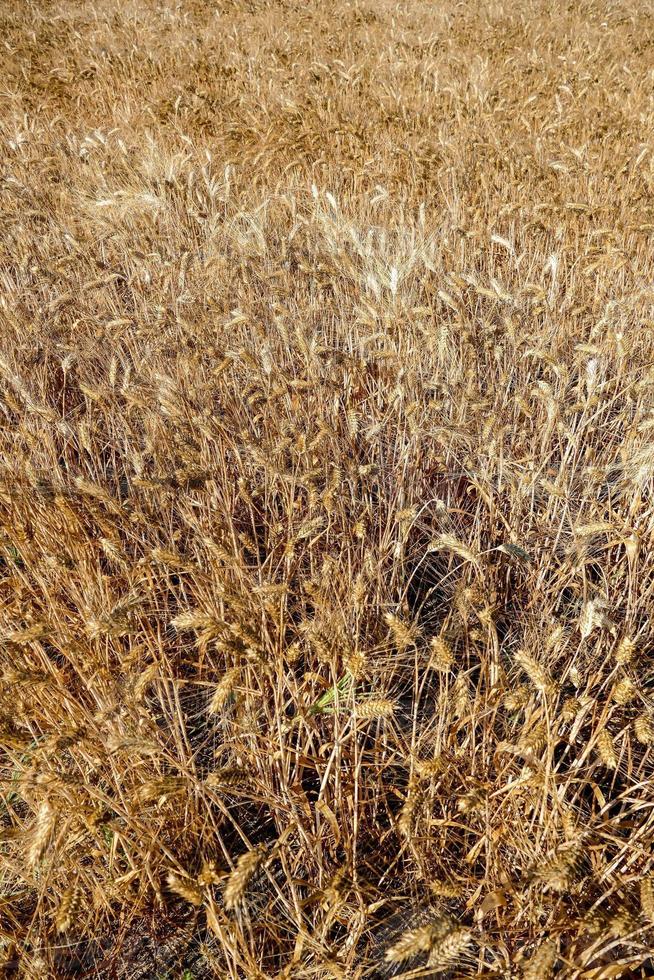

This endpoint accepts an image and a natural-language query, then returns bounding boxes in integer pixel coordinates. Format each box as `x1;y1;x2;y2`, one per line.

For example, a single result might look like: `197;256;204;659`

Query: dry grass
1;0;654;976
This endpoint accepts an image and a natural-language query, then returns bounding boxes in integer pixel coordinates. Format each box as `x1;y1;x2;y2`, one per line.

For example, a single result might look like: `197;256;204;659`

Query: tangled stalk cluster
1;0;654;976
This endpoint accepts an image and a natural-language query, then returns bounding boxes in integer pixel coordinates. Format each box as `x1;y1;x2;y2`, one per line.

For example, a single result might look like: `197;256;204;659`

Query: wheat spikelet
398;786;421;838
86;610;133;640
428;880;462;898
55;881;82;933
561;696;581;721
197;860;223;888
609;906;637;937
634;713;654;745
344;649;367;678
546;624;565;651
285;640;302;664
519;719;548;754
427;926;471;968
346;408;360;438
574;521;613;537
429;635;454;671
73;476;117;510
414;756;444;779
579;599;614;638
534;843;581;892
205;767;249;789
201;537;237;565
454;583;486;621
28;801;56;867
151;547;190;569
352;520;367;540
356;698;395;719
224;846;265;909
578;601;596;639
171;610;220;632
167;871;203;906
596;729;617;768
135;777;187;804
612;675;637;705
561;809;578;840
396;506;417;527
504;685;529;711
99;536;128;567
581;908;606;937
615;635;635;665
514;650;555;694
384;924;438;963
458;787;487;813
522;939;557;979
6;622;48;644
208;667;240;714
320;866;348;910
351;574;367;610
385;917;454;963
452;674;470;720
384;612;418;651
428;533;478;564
131;662;159;702
640;877;654;922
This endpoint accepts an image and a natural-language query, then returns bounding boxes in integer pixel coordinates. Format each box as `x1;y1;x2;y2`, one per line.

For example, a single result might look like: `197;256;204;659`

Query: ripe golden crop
1;0;654;976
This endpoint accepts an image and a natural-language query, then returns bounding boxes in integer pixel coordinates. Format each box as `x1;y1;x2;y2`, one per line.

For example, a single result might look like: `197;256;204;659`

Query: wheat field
1;0;654;976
